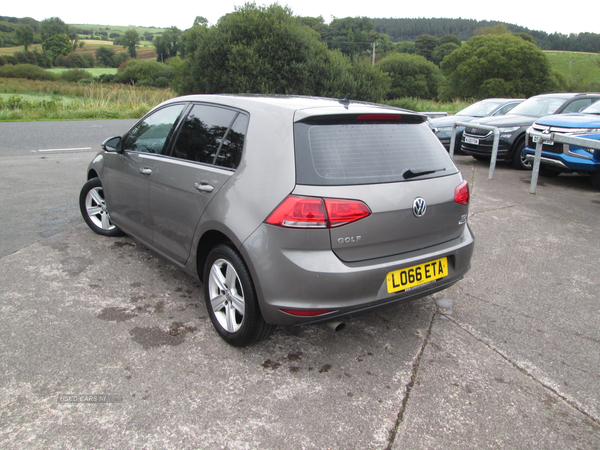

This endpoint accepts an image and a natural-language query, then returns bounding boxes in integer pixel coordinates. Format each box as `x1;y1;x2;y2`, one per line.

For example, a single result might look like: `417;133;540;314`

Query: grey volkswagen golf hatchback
80;95;474;346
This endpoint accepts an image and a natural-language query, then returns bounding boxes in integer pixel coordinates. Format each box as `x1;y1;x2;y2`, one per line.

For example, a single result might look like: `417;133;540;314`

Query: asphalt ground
1;145;599;448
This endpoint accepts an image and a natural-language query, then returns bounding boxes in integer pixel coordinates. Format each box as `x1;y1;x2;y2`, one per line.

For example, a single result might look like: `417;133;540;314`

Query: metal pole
449;124;457;159
488;129;500;180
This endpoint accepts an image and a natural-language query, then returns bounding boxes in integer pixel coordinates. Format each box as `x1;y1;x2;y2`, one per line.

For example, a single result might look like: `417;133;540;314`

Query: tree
414;34;440;62
15;24;34;51
193;16;208;27
324;17;377;57
96;46;116;67
154;27;182;62
296;16;327;37
40;17;77;46
431;42;460;65
439;34;462;47
154;35;169;62
121;29;140;58
42;34;73;63
114;59;176;86
174;4;388;102
40;17;70;40
475;24;509;36
440;34;557;100
395;41;415;54
376;53;443;100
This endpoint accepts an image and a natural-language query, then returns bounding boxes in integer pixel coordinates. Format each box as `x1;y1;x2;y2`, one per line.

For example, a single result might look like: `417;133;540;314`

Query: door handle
140;168;153;175
195;182;214;193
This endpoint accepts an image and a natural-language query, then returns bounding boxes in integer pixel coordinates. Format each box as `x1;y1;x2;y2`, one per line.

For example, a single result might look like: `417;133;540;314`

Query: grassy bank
0;77;471;121
0;78;175;121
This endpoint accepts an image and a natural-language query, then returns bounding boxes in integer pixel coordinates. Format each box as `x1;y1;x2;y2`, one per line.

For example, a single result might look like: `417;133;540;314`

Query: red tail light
454;181;469;204
266;196;371;229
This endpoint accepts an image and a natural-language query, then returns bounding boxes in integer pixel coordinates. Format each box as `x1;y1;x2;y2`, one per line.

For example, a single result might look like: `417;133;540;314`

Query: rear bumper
241;223;474;325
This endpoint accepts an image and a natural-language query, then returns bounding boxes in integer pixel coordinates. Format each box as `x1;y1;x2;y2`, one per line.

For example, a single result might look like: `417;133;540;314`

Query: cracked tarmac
1;151;599;449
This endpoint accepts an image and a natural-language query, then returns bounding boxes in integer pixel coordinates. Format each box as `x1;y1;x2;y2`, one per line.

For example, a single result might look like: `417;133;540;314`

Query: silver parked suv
80;95;474;346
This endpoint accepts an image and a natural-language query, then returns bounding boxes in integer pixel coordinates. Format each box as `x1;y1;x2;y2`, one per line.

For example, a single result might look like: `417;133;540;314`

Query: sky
2;0;597;36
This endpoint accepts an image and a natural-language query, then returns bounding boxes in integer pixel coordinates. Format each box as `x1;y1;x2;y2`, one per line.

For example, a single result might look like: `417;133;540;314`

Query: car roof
531;92;600;99
156;94;421;120
477;98;523;102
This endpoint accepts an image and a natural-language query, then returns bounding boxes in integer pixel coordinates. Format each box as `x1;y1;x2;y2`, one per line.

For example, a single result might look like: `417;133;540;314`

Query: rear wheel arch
196;230;233;283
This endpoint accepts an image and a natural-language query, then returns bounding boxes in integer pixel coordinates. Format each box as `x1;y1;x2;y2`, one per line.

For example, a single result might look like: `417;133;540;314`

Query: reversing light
265;196;371;229
454;180;469;205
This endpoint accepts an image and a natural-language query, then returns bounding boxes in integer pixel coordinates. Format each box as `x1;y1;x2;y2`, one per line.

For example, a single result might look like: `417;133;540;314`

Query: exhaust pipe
326;321;346;332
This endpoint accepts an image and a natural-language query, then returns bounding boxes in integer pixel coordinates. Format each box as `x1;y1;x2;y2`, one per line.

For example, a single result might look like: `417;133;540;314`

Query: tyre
204;244;276;346
590;171;600;190
511;140;532;170
79;178;123;237
538;165;561;178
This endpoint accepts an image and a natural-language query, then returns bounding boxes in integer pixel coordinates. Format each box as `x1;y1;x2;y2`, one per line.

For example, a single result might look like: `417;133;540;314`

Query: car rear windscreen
294;115;458;186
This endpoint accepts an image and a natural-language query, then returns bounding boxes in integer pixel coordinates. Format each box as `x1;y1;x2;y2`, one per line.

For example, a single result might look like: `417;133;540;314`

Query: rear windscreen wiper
403;168;446;180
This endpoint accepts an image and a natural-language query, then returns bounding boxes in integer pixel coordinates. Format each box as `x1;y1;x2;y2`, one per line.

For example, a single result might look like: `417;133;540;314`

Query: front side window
122;104;186;154
563;98;596;113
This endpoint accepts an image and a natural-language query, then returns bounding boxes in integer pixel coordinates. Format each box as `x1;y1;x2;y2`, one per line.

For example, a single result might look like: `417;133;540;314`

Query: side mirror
102;136;122;152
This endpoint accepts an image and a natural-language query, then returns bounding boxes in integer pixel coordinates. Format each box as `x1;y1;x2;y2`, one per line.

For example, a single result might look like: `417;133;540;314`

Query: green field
71;24;168;35
75;39;158;60
48;68;118;77
0;39;158;61
544;51;600;91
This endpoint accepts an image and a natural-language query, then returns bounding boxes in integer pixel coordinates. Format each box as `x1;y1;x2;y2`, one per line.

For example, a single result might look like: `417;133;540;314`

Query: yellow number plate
386;257;448;293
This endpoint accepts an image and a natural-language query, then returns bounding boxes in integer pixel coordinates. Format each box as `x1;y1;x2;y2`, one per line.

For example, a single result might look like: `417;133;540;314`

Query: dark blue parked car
428;98;523;153
525;100;600;189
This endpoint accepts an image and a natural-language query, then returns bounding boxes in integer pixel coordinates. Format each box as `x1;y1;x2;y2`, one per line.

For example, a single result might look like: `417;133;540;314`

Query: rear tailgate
293;113;467;263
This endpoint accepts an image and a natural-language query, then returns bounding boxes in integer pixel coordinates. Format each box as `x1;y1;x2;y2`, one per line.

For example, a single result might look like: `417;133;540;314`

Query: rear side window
171;104;248;170
294;116;457;185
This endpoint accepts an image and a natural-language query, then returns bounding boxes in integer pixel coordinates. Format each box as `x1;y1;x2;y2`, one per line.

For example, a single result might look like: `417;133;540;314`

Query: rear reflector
454;180;469;204
266;196;371;229
281;309;334;316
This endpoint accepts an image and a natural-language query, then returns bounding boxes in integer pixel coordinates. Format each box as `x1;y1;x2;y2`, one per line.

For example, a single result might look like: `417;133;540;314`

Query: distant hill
373;18;600;52
2;15;599;53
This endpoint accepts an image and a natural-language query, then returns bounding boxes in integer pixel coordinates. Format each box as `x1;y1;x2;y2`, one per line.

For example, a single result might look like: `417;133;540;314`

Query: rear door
293;115;467;263
148;104;249;264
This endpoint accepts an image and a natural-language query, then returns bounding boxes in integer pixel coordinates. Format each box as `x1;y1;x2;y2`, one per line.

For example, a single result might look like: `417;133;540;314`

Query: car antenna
339;93;351;107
